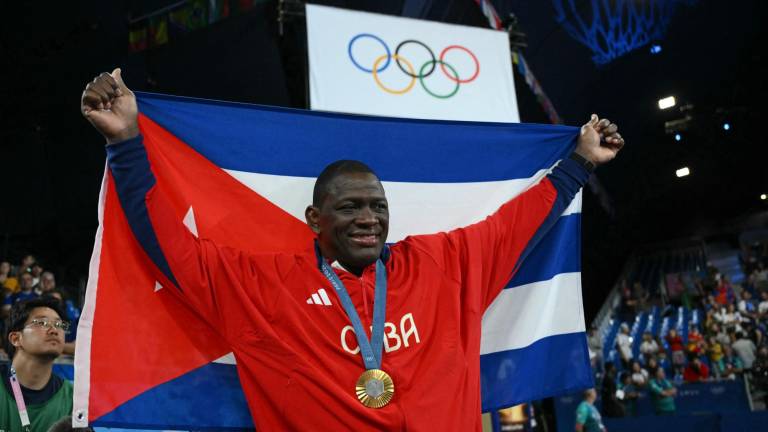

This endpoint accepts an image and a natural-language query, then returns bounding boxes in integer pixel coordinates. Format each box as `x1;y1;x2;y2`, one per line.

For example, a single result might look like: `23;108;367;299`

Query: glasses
24;318;71;334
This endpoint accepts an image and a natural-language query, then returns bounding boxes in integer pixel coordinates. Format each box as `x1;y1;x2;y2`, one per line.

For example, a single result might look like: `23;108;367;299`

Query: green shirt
575;401;604;432
0;379;73;432
648;378;676;413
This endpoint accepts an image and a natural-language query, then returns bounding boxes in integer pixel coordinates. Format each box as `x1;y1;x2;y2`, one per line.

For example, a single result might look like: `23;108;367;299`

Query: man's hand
81;68;139;145
575;114;625;166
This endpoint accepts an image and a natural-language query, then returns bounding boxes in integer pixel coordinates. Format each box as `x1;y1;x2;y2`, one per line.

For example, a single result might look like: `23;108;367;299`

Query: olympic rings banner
306;4;520;123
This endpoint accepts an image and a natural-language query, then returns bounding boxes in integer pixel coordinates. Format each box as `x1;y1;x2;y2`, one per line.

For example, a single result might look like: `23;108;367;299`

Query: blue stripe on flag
507;214;580;289
479;332;593;411
93;362;254;430
136;92;579;182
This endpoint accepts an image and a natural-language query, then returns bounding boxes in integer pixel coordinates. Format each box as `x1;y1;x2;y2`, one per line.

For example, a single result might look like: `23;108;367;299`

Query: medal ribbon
316;243;387;370
9;367;31;431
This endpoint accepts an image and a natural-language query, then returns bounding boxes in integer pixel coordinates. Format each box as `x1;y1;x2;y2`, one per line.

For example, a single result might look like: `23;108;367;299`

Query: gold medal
355;369;395;408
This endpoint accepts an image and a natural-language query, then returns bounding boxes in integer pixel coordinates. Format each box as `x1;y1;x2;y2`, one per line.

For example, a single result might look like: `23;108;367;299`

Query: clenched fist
81;68;139;145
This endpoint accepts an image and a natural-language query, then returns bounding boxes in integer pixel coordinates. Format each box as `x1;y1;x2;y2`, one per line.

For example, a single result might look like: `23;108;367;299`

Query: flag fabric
148;15;169;47
73;93;592;429
128;25;148;52
306;4;520;123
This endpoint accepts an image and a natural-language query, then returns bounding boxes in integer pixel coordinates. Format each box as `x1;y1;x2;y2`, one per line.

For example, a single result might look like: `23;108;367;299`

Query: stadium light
674;133;682;142
650;44;662;54
676;167;690;178
723;122;731;131
658;96;676;110
762;194;767;200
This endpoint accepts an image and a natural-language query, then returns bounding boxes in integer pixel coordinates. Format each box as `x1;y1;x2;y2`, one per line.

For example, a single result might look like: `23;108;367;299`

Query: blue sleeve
106;135;179;287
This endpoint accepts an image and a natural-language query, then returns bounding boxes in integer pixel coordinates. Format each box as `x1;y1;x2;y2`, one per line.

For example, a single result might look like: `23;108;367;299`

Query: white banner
306;4;519;122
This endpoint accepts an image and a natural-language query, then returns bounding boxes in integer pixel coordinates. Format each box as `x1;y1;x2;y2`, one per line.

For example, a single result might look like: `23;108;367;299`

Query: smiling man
1;298;73;431
80;69;623;431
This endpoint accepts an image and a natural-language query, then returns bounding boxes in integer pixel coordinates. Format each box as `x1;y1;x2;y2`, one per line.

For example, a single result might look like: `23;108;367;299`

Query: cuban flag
73;93;592;429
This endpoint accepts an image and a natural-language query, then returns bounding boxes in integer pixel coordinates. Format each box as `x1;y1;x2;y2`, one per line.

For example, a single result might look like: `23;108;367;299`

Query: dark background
1;0;766;320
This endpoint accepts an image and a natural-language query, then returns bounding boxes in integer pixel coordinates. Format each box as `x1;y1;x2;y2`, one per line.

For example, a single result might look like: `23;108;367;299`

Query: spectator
714;274;734;306
617;288;637;324
716;304;743;332
639;331;659;361
686;326;704;355
732;331;757;369
601;363;624;418
574;388;606;432
0;261;19;293
37;271;56;296
644;356;660;376
617;372;639;417
758;290;768;318
587;327;603;372
30;262;44;289
752;262;768;291
718;345;744;379
708;323;730;347
666;328;685;375
738;290;759;323
0;297;73;431
648;367;677;415
2;272;39;318
706;336;724;377
683;355;710;383
751;347;768;405
616;323;633;368
630;360;649;388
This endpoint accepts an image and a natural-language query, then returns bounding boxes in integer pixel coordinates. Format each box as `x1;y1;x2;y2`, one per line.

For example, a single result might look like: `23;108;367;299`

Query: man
0;261;18;293
732;331;757;369
0;298;73;431
2;272;39;318
36;272;56;296
600;363;624;418
682;354;710;383
574;388;606;432
80;69;623;430
648;367;677;415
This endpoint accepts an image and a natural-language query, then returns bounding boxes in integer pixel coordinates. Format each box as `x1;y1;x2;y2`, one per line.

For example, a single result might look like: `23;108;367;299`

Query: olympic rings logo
347;33;480;99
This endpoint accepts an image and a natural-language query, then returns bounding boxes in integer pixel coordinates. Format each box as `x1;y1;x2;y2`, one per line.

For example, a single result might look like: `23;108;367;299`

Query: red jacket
107;135;588;431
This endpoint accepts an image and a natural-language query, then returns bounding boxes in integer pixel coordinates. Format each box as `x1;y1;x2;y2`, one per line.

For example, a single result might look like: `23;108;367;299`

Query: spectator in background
718;345;744;379
716;304;743;333
639;331;659;361
17;254;36;276
601;363;624;418
706;336;724;377
708;323;730;347
0;297;73;431
732;331;757;369
632;282;649;312
574;388;606;432
649;368;677;415
37;271;56;296
666;328;685;375
644;356;660;376
2;272;39;318
683;354;710;383
617;372;639;417
618;288;637;324
758;290;768;318
751;347;768;405
686;326;704;355
30;262;44;289
616;323;633;368
751;262;768;291
0;261;19;293
738;290;759;323
714;274;734;306
630;360;648;388
587;327;603;373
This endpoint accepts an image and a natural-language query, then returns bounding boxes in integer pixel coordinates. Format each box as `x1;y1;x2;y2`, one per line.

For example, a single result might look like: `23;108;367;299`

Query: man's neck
11;353;54;390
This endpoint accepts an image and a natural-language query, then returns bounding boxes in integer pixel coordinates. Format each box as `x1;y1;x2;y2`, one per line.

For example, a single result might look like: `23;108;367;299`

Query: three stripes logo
307;288;333;306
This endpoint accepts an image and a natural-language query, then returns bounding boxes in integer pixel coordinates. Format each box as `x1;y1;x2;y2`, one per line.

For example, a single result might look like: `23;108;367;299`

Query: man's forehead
29;307;61;320
327;172;385;197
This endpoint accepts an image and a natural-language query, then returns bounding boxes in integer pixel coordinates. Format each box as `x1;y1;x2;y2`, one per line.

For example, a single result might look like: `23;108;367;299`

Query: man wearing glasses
0;298;73;431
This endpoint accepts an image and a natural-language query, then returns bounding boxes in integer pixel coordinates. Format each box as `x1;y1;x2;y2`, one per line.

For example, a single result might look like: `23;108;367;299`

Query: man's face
0;262;10;275
20;273;34;291
311;172;389;273
41;273;55;292
10;307;66;359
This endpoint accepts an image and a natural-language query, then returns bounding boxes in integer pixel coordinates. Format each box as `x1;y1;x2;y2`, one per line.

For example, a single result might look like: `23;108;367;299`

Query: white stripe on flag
480;272;585;355
224;167;580;242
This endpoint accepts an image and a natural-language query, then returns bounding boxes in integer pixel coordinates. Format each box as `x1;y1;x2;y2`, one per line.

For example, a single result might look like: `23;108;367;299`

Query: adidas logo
306;288;332;306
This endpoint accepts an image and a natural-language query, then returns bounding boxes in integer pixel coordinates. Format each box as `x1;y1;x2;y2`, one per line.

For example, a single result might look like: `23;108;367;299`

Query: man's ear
305;205;321;234
8;331;21;348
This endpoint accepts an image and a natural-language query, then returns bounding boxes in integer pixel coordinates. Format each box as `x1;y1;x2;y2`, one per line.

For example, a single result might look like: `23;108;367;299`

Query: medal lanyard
316;244;387;371
9;367;31;431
